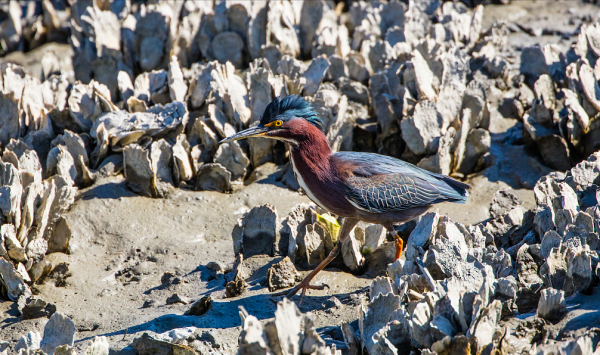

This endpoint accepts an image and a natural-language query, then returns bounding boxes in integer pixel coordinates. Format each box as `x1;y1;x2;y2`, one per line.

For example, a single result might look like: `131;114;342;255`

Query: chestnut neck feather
280;119;354;216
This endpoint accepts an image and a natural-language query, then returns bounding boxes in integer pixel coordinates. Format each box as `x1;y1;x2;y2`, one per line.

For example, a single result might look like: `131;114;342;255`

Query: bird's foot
286;278;330;304
393;234;404;260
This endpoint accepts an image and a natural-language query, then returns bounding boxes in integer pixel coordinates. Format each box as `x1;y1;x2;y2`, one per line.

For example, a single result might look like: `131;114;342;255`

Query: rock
360;292;406;352
40;312;76;355
123;144;157;198
189;62;219;109
457;128;490;174
370;277;394;302
562;89;590;133
166;293;190;305
0;161;22;225
401;100;441;156
248;131;277;168
516;244;543;288
461;80;488;129
248;64;274;125
362;40;392;75
15;332;42;353
468;300;502;353
302;57;330;97
490;189;522;219
210;62;251;128
91;101;187;151
211;32;245;68
29;260;53;284
185;295;212;316
266;1;300;58
17;150;43;189
339;79;369;105
540;248;567;291
225;254;248;298
267;257;301;292
579;63;600;112
133;70;169;106
406;212;439;261
46;145;77;187
300;222;329;267
214;142;249;182
483;249;513;278
280;204;317;260
424;217;472;280
534;206;555;237
520;46;549;83
345;51;369;83
150;139;174;197
537;288;566;322
131;333;195;355
530;74;556;126
280;163;300;191
570;151;600;190
412;49;437;101
118;71;134;104
565;249;592;296
168;56;187;103
342;226;365;271
496;276;518;300
411;300;434;348
541;231;562;259
172;135;193;186
0;257;31;301
84;337;109;355
3;223;26;262
238;309;269;354
362;224;387;256
537;135;571;171
195;163;232;193
266;298;305;353
51;130;89;186
68;80;113;132
232;204;278;258
142;300;158;309
21;297;57;320
207;104;236;140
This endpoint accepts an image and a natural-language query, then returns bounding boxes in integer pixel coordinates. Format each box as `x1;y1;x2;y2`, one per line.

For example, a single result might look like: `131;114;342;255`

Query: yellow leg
392;232;404;260
286;217;359;304
286;244;339;303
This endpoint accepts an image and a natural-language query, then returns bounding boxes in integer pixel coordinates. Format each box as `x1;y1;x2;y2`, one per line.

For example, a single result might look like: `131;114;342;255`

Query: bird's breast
290;154;328;210
289;152;355;217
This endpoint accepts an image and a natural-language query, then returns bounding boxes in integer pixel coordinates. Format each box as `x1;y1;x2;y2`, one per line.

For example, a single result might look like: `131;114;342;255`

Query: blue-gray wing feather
335;152;470;214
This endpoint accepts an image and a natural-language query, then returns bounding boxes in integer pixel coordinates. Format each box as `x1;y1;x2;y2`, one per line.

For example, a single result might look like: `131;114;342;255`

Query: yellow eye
275;120;282;127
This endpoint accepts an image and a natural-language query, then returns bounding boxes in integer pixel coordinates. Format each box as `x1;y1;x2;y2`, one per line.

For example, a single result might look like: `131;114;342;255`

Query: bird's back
332;151;470;214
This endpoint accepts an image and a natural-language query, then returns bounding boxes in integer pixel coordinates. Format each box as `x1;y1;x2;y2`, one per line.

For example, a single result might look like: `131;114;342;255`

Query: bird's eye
274;120;282;127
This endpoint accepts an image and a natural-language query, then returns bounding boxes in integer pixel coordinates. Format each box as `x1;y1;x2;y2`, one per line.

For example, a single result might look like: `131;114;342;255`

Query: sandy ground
2;0;598;353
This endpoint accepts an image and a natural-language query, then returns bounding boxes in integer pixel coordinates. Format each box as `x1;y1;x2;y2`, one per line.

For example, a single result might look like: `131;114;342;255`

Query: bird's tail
439;175;470;204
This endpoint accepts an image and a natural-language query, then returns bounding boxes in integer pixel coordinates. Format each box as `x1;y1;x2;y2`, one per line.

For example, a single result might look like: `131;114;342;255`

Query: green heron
221;95;470;300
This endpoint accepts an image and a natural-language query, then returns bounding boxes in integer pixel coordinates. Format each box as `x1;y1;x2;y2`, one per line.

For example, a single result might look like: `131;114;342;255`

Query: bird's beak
219;125;269;144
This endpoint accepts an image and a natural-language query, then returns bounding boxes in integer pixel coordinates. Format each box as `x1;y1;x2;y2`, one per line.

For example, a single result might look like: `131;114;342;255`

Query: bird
220;95;470;301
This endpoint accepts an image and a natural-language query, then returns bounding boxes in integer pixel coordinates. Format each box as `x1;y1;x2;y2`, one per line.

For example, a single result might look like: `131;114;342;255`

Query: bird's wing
334;152;470;214
345;173;452;213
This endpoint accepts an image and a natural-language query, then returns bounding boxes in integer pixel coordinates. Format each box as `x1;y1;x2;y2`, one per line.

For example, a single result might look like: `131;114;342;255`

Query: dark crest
260;95;325;132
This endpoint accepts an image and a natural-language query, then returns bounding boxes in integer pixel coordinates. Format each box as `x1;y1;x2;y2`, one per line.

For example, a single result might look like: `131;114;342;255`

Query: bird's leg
384;224;404;260
285;242;340;299
392;233;404;260
286;217;359;303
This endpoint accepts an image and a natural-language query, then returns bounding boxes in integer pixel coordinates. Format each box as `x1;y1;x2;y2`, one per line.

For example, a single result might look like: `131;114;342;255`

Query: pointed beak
219;125;269;144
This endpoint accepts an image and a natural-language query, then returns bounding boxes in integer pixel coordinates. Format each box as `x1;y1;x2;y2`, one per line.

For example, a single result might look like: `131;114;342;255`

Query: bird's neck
287;122;352;215
288;124;332;176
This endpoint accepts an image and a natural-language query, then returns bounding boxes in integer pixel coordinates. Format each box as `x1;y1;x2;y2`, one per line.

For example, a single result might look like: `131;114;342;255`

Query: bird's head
220;95;325;145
